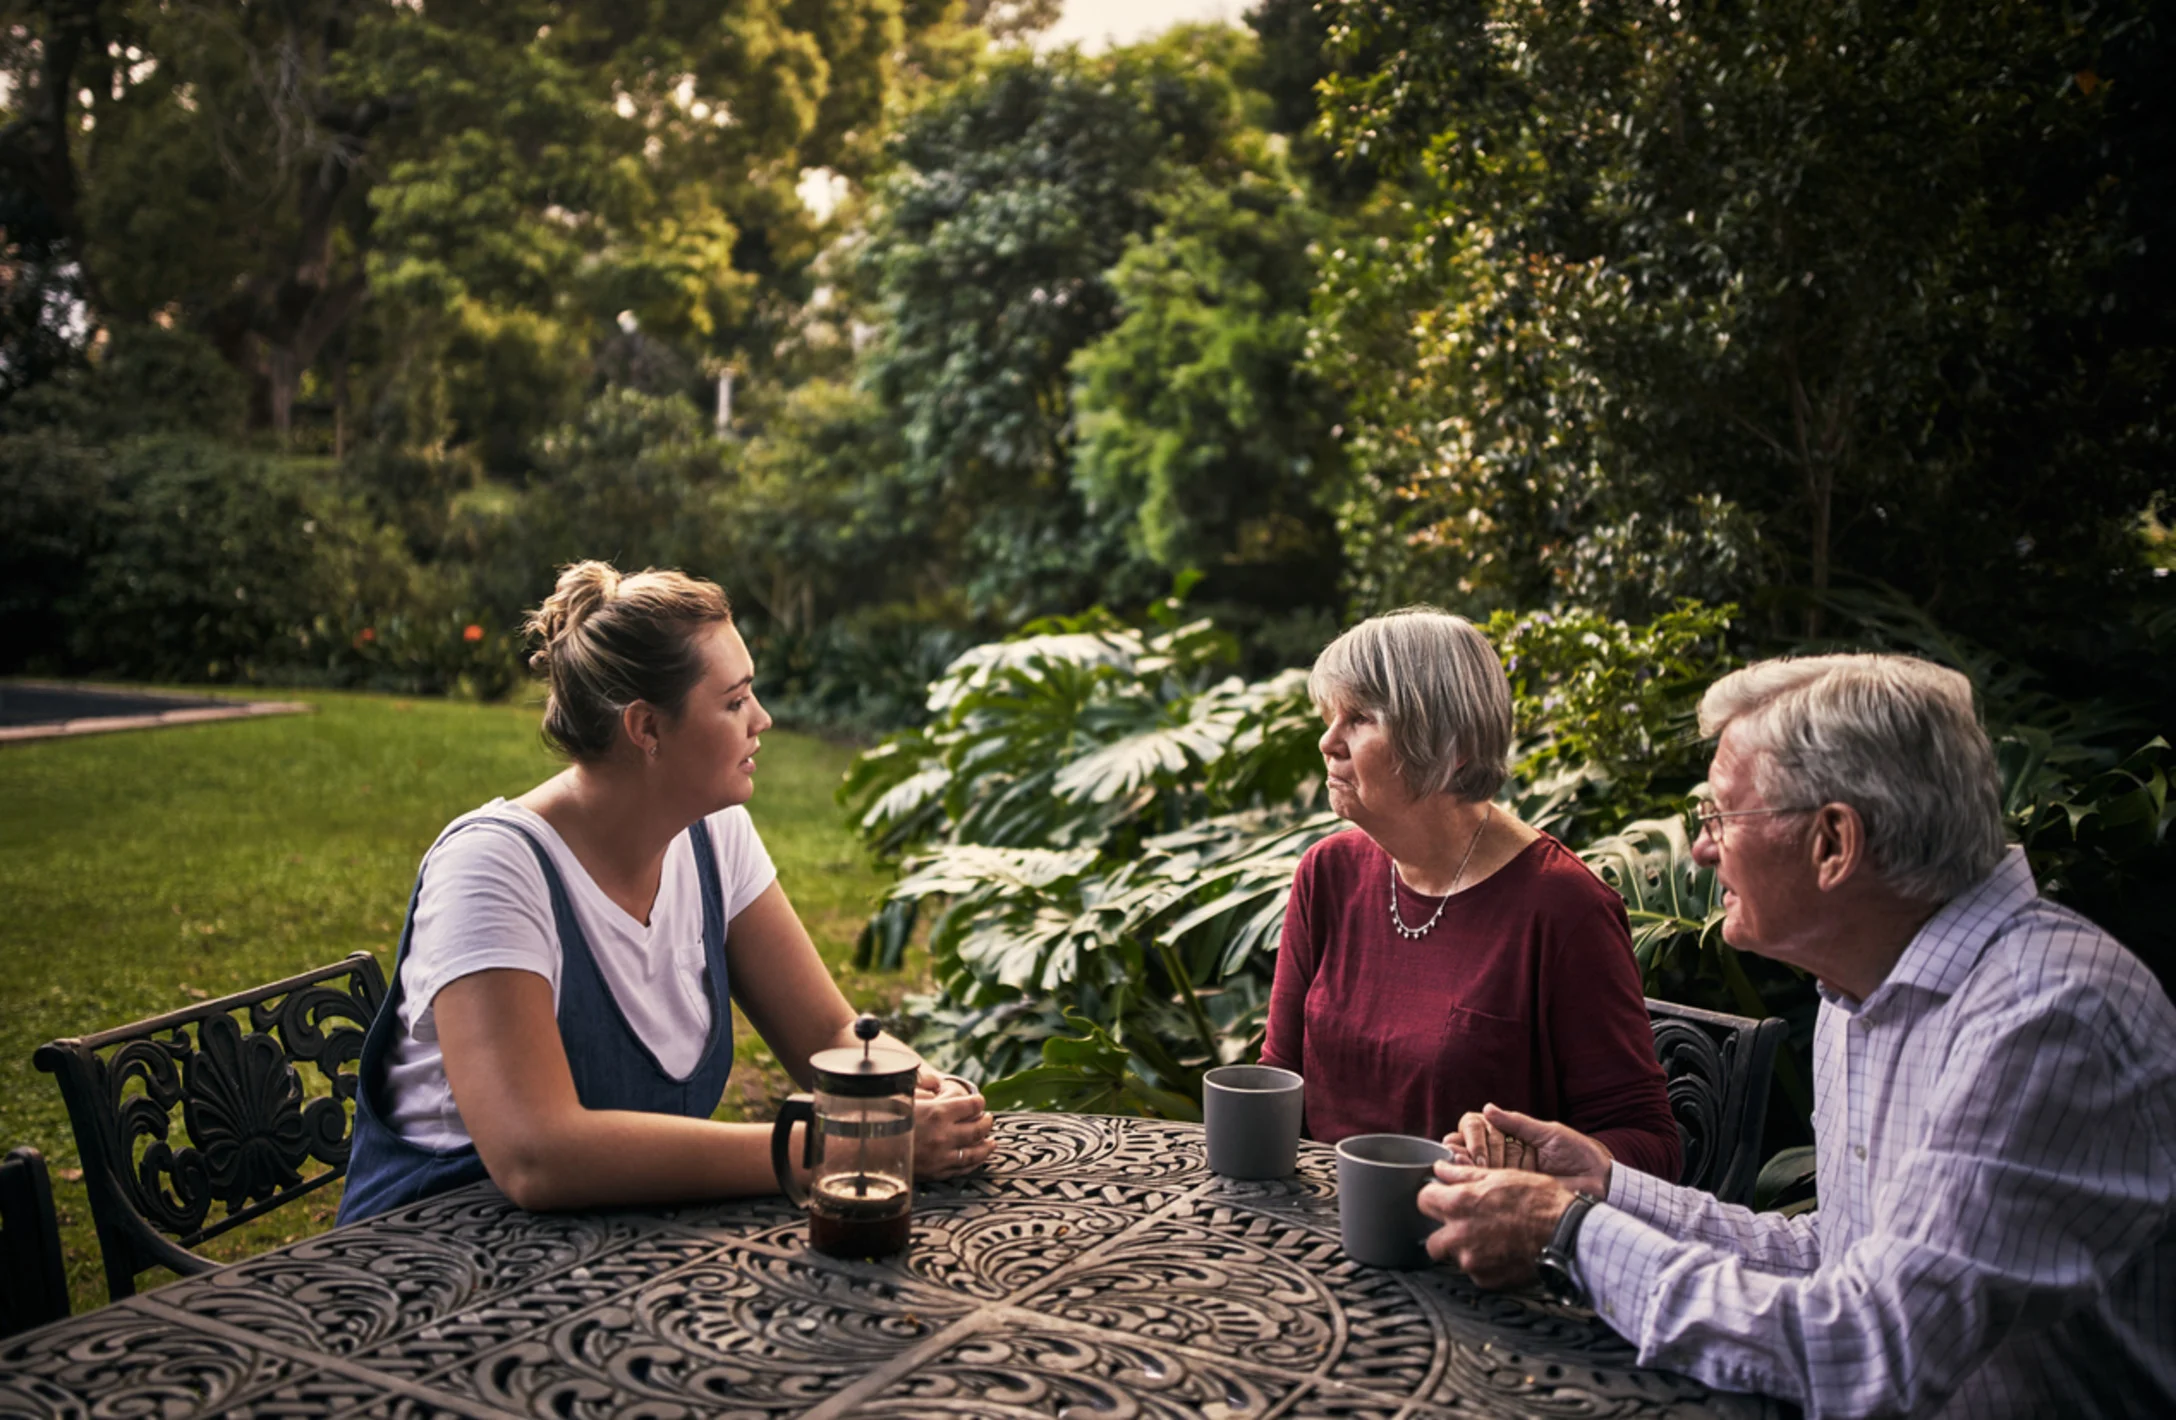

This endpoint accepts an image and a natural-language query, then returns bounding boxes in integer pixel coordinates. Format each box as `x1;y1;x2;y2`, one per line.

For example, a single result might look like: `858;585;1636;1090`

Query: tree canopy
1312;0;2173;656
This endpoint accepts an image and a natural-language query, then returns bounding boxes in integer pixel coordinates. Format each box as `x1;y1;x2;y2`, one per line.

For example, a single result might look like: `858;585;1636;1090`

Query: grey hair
1699;654;2007;903
1308;606;1512;802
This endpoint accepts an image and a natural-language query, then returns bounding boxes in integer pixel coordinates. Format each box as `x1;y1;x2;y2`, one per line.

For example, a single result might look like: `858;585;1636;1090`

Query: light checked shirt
1576;847;2176;1417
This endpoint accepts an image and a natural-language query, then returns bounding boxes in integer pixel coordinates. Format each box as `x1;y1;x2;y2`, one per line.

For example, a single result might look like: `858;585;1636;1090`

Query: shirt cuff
1573;1197;1682;1339
1602;1163;1676;1227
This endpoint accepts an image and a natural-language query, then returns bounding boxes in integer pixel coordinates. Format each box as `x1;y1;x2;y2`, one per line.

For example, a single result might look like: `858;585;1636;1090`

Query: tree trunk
0;0;106;306
210;0;388;435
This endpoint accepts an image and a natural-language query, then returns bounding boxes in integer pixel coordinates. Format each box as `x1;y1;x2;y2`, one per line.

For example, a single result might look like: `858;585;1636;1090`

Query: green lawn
0;686;911;1316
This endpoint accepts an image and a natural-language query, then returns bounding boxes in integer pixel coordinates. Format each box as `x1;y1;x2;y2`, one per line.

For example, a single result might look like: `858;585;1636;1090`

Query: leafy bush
0;429;524;696
744;613;977;740
58;437;348;681
0;325;246;442
1490;602;1738;844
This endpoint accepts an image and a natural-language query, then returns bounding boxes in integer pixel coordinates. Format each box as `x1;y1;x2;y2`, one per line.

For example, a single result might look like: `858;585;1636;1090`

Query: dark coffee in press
809;1173;912;1258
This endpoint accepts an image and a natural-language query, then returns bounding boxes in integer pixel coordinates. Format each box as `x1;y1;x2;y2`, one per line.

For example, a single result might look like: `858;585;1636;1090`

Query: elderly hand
1418;1164;1578;1288
1445;1110;1536;1172
1444;1104;1612;1199
913;1073;995;1180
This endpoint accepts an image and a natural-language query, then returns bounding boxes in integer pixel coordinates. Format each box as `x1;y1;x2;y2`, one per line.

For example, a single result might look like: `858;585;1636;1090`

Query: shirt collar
1856;846;2038;1009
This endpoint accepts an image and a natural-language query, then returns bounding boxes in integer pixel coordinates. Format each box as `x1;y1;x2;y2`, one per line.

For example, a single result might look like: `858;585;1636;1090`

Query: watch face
1535;1252;1576;1303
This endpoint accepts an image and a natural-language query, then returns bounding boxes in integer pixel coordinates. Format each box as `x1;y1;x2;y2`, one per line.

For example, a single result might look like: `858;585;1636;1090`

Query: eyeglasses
1690;801;1817;846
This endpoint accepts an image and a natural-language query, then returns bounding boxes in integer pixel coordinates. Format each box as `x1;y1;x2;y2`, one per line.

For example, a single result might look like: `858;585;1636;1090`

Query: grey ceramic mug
1202;1065;1305;1179
1336;1133;1452;1268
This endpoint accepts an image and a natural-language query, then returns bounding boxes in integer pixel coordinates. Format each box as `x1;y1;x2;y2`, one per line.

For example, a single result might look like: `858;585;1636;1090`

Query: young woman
340;562;993;1221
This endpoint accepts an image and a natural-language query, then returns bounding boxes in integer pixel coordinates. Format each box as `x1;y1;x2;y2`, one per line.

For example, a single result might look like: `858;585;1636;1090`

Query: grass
0;685;915;1317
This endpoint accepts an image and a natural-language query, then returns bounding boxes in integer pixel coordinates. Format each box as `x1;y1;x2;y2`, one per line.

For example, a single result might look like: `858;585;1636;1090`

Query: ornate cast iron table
1;1114;1788;1418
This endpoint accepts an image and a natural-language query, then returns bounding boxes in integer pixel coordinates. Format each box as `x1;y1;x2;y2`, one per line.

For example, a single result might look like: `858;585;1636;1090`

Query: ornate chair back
1;1145;71;1336
32;952;387;1302
1646;998;1788;1206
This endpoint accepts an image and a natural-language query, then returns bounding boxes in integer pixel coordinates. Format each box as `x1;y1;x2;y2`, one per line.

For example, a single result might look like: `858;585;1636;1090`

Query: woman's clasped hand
917;1070;997;1179
1443;1102;1614;1198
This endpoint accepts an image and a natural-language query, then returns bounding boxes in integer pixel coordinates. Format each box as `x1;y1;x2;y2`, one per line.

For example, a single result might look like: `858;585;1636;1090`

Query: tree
859;25;1271;618
725;376;925;631
0;0;960;445
1312;0;2175;646
1070;164;1344;614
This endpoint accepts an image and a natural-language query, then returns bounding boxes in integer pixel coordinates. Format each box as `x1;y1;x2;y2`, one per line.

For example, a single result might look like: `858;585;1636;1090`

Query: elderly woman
339;561;994;1222
1261;608;1680;1180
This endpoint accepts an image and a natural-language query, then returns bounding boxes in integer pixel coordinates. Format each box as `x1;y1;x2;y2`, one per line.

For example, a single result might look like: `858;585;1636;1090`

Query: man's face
1692;726;1827;969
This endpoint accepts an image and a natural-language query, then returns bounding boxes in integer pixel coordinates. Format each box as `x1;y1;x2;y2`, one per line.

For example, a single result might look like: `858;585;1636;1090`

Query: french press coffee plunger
769;1014;921;1258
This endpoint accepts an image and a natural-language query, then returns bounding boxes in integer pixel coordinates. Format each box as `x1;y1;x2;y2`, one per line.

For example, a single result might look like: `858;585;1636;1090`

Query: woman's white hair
1308;607;1511;802
1699;654;2007;904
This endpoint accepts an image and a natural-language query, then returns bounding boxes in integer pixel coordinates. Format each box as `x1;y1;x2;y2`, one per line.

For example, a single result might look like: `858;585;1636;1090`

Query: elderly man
1418;654;2175;1417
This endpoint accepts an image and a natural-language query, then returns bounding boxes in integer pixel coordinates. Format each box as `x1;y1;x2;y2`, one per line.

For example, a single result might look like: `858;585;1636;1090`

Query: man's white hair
1699;654;2007;904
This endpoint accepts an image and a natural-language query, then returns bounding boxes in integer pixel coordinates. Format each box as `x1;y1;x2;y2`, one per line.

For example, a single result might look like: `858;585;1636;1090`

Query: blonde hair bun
522;560;733;760
526;560;624;673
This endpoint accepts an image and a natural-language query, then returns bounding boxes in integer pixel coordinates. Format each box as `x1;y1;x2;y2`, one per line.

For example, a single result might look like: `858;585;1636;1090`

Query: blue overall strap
340;816;736;1224
504;816;735;1114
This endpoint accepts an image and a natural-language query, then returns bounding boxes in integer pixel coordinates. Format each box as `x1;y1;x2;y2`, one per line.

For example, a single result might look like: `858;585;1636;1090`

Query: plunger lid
808;1013;922;1096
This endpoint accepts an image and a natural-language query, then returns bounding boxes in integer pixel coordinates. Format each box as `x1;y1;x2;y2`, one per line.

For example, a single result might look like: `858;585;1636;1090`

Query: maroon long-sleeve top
1261;827;1682;1181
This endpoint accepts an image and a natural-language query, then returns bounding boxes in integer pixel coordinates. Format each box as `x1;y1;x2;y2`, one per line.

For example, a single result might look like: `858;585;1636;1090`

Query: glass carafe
769;1015;919;1258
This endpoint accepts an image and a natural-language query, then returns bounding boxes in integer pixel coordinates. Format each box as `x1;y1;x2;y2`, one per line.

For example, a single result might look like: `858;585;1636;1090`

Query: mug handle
771;1093;816;1206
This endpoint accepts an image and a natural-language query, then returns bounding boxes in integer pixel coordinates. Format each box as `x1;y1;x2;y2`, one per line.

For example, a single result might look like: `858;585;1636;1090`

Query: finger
1456;1113;1488;1164
1430;1161;1488;1186
1424;1222;1466;1263
1481;1103;1550;1143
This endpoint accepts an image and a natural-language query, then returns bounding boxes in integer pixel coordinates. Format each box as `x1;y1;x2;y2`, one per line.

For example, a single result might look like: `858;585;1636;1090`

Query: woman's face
658;622;772;810
1319;701;1416;829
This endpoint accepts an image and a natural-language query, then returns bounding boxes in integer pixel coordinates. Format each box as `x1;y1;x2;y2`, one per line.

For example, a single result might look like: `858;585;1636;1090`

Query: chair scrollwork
33;952;387;1301
1646;999;1788;1207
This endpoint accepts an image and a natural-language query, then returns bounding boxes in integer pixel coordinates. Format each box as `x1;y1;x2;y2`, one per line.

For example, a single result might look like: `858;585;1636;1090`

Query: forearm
1605;1165;1822;1272
1583;1212;2003;1417
485;1110;788;1212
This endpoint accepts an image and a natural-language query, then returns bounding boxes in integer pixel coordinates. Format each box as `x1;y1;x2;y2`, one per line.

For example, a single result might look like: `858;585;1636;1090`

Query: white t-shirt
382;799;777;1151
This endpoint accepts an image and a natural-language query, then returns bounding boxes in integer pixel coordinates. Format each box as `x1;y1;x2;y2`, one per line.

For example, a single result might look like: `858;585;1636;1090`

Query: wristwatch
1534;1191;1601;1305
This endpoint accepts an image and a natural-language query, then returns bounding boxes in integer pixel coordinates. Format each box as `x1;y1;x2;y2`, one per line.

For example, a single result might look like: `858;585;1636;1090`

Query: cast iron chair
1;1145;71;1336
1647;997;1788;1207
33;952;386;1301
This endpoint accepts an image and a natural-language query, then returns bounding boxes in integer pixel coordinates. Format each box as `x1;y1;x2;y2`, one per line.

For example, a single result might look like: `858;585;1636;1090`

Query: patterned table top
0;1114;1786;1419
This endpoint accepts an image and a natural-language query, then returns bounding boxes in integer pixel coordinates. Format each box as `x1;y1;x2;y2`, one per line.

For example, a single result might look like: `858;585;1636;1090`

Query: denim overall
339;817;734;1223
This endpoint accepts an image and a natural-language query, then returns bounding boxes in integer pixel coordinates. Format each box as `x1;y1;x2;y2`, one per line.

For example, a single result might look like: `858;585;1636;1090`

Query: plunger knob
854;1012;881;1061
